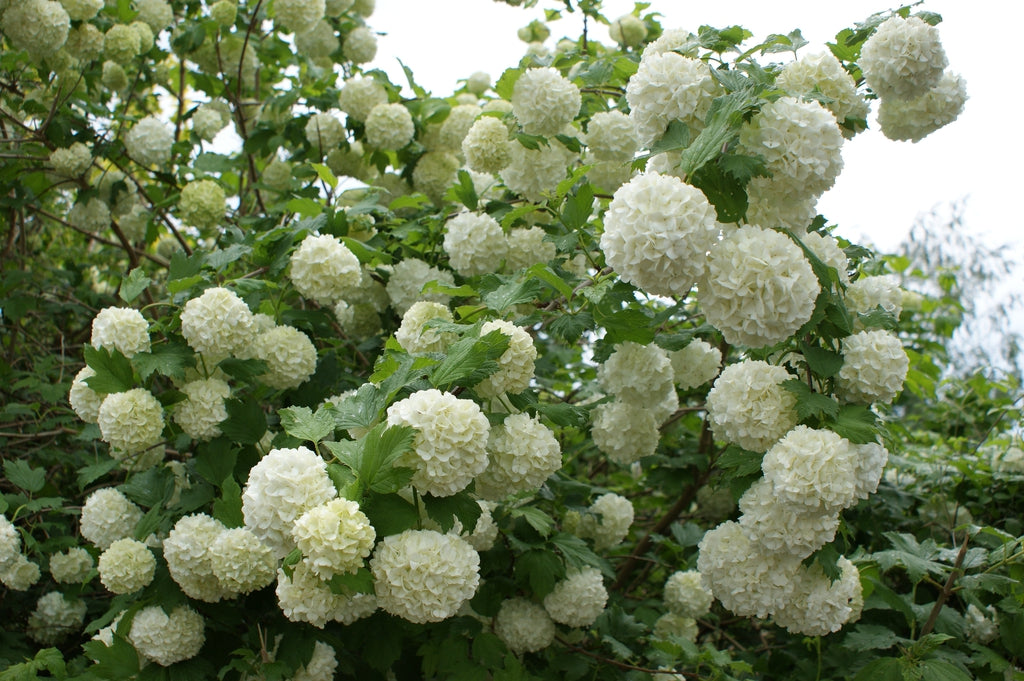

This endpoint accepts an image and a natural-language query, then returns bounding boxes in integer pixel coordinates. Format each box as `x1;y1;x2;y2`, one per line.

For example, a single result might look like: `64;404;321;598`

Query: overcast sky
367;0;1022;261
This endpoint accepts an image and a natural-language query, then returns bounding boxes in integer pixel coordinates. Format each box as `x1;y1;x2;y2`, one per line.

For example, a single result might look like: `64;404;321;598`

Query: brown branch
918;531;970;639
27;205;168;267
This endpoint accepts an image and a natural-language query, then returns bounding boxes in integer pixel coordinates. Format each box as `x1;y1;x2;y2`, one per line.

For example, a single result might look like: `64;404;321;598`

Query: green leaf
121;466;175;508
3;459;46;493
873;532;947;584
78;458;118;490
514;133;548;151
483;278;546;313
310;163;337;190
510;506;555;537
551;532;609;574
218;398;267;445
781;380;840;421
118;268;151;303
324;423;416;494
286;197;323;219
690;161;748;223
799;341;844;378
648;119;691;157
533;401;588;429
560;183;594;232
917;661;972;681
829;405;878;444
494;68;523;101
843;624;901;651
515;548;564;599
678;89;761;178
204;244;251;270
851;658;903;681
278;405;335;445
327;567;375;595
361;493;419;536
715;445;764;477
547;311;592;344
429;330;510;391
329;382;388;432
82;635;140;679
217;358;268;382
422;492;482;534
132;341;195;381
193;441;238;487
525;263;574;300
83;345;136;394
448;169;479;210
212;476;244;528
168;250;206;281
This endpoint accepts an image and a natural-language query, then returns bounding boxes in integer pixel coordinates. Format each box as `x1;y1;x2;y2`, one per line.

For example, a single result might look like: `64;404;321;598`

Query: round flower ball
609;13;648;47
124;115;173;167
173;377;231;441
584;110;638;164
289;233;361;305
90;307;149;356
97;388;165;457
878;70;968;143
0;514;20;571
504;226;556;273
762;425;859;511
860;15;947;101
208;527;277;595
49;547;94;584
597;340;674;405
292;641;338;681
836;330;909;404
543;567;608;627
69;366;103;423
737;478;840;558
2;0;71;57
579;492;634;551
180;286;256;362
591;398;661;465
0;554;41;591
771;556;862;636
386;389;490;497
304;112;345;154
26;591;87;645
412;150;460;204
80;488;143;549
292;498;376;580
386;258;455;316
669;339;722;391
803;232;851;285
512;67;581;137
664;570;713;619
395;301;455;355
274;0;324;34
776;51;869;135
476;413;561;500
698;225;820;348
474;319;537;397
365;103;415;150
276;561;377;628
626;52;720;146
706;360;798;453
252;325;317;390
342;26;377;64
845;274;903;320
600;173;720;298
129;605;206;667
98;538;155;594
338;76;388;122
50;142;93;177
163;513;231;602
242;447;336;558
500;137;577;203
444;212;509;278
178;179;225;230
68;198;110;233
495;598;555;654
463;116;512;175
370;529;480;624
439;104;481;151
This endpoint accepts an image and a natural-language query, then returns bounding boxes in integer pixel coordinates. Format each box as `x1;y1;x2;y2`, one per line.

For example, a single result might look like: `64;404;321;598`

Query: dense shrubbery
0;1;1019;680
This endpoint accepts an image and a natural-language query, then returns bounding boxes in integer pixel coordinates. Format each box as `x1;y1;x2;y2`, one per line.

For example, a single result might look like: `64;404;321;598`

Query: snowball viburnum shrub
289;234;361;305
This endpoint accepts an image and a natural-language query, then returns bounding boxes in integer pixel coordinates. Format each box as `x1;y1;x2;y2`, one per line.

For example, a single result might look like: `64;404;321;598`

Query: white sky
367;0;1023;262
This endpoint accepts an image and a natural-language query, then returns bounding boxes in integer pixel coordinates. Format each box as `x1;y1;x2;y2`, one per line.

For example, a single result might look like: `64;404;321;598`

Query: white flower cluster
370;529;480;623
289;233;362;305
860;15;947;101
277;561;377;627
395;301;455;355
463;116;512;174
304;112;345;153
366;103;415;150
584;111;637;163
50;546;94;584
495;598;555;653
444;212;509;277
1;553;40;591
98;538;155;594
803;232;851;285
846;274;903;319
737;478;839;557
339;76;388;121
543;567;608;627
591;399;661;465
80;488;142;549
192;101;230;141
253;325;318;390
124;116;173;167
505;226;556;272
173;377;231;440
242;447;337;558
578;493;634;551
413;150;460;204
600;173;720;298
209;527;278;594
97;388;164;461
762;426;859;511
342;26;377;64
664;570;713;619
164;513;233;602
386;258;455;316
500;139;577;203
439;104;481;151
776;51;869;134
26;592;87;645
475;319;537;397
91;306;150;358
699;225;820;348
386;389;490;497
879;70;968;142
626;52;720;147
512;67;581;137
293;641;339;681
670;339;721;390
178;179;225;230
706;360;797;453
476;413;561;499
771;557;863;636
598;341;674;405
69;367;103;423
296;21;338;62
1;514;23;577
837;330;909;404
274;0;324;34
292;498;375;579
50;142;92;177
653;613;699;643
1;0;70;58
180;286;256;362
69;198;110;233
129;605;206;666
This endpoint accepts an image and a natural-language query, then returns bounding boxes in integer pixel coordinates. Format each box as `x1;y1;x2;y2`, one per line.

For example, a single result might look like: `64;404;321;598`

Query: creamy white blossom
475;319;537;397
395;301;456;355
129;605;206;666
68;198;110;233
762;426;859;511
500;138;577;203
97;389;165;458
178;179;225;230
463;115;512;174
477;413;562;499
776;51;869;134
370;529;480;624
412;150;460;204
274;0;324;34
591;399;661;465
0;515;20;572
173;377;231;441
304;112;345;153
852;441;889;501
699;225;820;348
292;498;375;580
860;15;947;101
164;513;232;602
664;570;713;619
670;339;722;390
836;330;909;404
124;116;173;167
365;103;415;150
543;567;608;627
289;234;361;305
601;173;719;298
180;287;256;362
505;226;557;272
495;598;555;653
626;53;720;147
802;232;851;285
512;67;581;136
2;0;71;58
69;366;103;423
26;592;87;644
738;478;840;558
135;0;173;31
342;26;377;63
252;325;317;390
444;212;509;277
80;488;143;549
584;110;637;163
771;557;862;636
598;340;674;405
277;561;375;627
338;76;388;122
208;527;277;595
49;547;94;584
50;143;92;177
0;554;40;591
846;275;903;319
293;641;339;681
386;389;490;497
706;360;798;453
386;258;455;316
653;613;699;643
242;447;337;558
579;493;634;551
98;538;155;594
